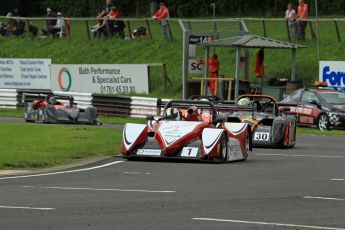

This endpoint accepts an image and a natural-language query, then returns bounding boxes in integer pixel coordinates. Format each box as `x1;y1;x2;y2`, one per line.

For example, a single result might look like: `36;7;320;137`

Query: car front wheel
318;114;329;131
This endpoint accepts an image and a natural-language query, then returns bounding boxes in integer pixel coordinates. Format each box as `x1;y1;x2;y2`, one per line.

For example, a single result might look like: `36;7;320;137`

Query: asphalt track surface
1;120;345;229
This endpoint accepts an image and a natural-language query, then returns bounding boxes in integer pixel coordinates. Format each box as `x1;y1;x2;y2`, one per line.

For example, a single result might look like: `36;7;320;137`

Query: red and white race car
121;100;251;162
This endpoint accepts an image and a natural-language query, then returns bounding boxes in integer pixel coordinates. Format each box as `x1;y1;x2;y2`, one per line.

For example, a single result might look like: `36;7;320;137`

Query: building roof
199;34;306;49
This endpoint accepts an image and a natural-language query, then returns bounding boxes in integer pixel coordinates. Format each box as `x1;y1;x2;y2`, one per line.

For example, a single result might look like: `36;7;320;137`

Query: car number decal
254;132;270;141
181;147;198;157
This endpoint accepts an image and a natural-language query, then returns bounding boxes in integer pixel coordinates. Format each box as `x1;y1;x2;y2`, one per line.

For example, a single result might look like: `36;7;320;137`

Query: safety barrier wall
0;89;17;109
92;94;132;117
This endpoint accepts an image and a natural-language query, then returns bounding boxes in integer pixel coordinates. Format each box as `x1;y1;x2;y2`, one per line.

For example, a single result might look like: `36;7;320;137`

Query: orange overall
207;57;219;96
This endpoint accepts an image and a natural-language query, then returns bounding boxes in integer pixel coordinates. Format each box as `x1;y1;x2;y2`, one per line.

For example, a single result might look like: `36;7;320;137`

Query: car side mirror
309;100;321;108
146;115;154;121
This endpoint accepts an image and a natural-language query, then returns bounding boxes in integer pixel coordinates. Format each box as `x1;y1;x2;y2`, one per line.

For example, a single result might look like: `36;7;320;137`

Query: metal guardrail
130;96;158;118
0;89;17;109
53;91;93;109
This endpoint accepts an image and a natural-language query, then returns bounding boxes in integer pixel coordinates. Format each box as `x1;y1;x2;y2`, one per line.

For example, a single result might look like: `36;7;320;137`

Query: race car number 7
254;132;270;141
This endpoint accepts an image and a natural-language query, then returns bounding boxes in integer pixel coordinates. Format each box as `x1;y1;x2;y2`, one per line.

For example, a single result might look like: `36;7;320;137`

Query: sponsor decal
227;138;244;161
159;121;202;147
137;149;161;156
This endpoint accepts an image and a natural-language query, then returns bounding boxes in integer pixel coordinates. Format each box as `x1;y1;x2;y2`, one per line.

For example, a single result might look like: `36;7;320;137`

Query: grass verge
297;127;345;136
0;123;121;169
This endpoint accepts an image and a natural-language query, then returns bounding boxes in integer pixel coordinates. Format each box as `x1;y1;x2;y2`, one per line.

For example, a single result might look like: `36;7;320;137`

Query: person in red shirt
296;0;309;41
152;2;170;40
92;6;122;37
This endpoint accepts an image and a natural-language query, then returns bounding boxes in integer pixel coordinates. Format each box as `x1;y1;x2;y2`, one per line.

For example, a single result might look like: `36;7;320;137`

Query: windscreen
319;92;345;104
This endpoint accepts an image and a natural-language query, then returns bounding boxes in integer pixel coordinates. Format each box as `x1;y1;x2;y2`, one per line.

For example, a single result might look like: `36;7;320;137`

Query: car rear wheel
216;133;228;162
318;114;329;131
244;132;250;159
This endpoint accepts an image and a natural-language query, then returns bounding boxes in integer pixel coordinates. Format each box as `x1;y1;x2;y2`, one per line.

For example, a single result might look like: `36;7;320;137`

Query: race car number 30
254;132;270;141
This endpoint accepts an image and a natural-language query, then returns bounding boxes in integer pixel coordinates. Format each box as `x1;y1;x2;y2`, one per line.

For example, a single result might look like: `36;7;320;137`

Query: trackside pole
204;46;210;96
235;48;241;100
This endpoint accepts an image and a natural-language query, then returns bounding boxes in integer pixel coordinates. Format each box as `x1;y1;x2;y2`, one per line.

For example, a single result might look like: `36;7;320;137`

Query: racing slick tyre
243;132;250;160
24;113;34;123
288;125;297;148
216;133;228;163
318;114;330;131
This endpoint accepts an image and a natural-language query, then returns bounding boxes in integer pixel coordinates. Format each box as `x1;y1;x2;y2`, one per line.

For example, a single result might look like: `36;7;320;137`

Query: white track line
255;153;345;158
303;196;345;201
0;161;124;180
123;172;151;175
331;179;345;181
22;186;176;193
0;205;55;211
192;218;345;230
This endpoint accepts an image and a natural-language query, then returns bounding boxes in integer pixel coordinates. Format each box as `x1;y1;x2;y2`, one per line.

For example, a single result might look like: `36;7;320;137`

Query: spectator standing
200;54;220;96
285;3;297;40
296;0;309;41
206;54;220;96
152;2;170;40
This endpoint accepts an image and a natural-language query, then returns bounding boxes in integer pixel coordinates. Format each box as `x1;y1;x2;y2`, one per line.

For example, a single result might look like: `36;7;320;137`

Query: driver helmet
184;106;200;121
238;97;252;106
49;97;57;105
33;100;40;106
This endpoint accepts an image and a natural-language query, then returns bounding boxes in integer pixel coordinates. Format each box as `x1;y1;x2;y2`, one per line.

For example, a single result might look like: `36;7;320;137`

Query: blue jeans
161;24;170;40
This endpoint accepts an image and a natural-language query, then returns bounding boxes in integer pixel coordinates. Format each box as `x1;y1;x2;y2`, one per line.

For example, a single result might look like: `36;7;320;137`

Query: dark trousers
298;21;307;40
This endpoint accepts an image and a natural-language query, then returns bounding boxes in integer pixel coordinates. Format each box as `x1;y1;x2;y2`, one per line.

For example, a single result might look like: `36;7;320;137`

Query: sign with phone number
50;64;149;94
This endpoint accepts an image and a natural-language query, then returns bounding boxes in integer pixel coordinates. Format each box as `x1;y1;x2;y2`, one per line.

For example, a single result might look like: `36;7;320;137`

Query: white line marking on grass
0;161;124;180
192;218;345;230
255;153;345;158
22;186;175;193
0;205;55;211
303;196;345;201
331;179;345;181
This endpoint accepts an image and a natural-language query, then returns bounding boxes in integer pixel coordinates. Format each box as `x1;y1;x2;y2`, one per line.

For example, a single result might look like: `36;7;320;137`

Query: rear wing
21;93;75;106
21;93;50;104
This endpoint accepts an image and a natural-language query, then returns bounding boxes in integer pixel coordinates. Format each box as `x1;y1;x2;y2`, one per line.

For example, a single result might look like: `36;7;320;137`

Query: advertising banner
0;58;51;89
319;61;345;90
51;64;149;94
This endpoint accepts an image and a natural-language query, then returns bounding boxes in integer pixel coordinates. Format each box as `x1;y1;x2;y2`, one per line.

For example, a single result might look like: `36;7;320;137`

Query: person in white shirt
285;3;297;40
53;12;66;37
